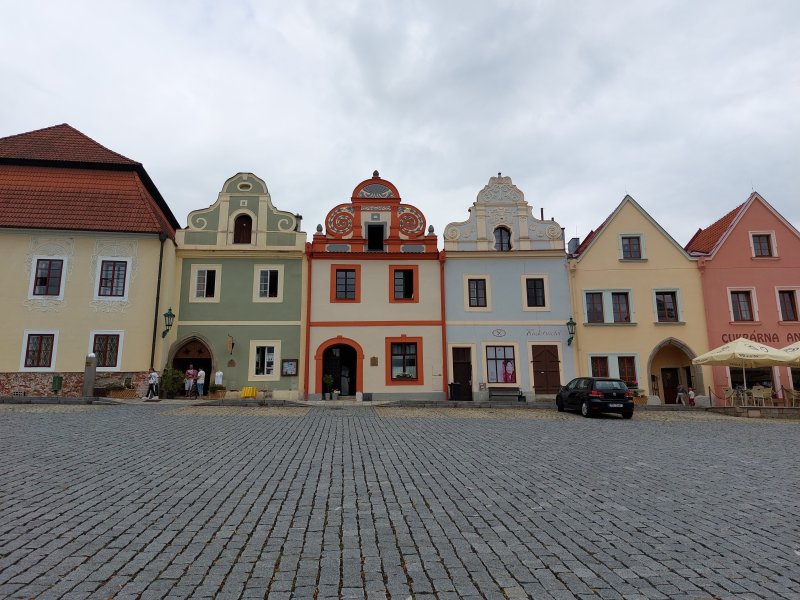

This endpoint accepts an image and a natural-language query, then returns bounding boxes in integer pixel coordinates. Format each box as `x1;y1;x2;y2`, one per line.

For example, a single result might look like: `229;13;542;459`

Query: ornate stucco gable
177;173;305;250
443;174;564;252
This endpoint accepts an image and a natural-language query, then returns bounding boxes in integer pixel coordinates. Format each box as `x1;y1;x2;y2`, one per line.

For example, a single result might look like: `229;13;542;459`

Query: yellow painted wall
0;230;175;373
568;199;712;396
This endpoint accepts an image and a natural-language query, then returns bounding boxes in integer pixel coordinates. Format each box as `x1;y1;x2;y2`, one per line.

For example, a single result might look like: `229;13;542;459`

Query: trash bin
51;375;63;394
362;392;372;402
448;382;461;401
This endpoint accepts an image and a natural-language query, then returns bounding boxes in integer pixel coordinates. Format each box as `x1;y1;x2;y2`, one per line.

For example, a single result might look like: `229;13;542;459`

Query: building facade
568;196;709;403
0;124;179;396
304;172;445;401
443;175;573;401
172;173;306;398
685;192;800;402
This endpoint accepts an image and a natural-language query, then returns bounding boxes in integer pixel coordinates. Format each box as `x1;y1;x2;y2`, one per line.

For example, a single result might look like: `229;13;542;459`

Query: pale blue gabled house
442;174;574;401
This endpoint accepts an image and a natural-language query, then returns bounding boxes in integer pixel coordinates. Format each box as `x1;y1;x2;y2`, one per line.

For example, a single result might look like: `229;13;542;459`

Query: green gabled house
170;173;306;398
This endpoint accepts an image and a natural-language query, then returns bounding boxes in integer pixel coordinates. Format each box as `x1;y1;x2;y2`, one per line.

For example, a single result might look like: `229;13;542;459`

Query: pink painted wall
697;197;800;402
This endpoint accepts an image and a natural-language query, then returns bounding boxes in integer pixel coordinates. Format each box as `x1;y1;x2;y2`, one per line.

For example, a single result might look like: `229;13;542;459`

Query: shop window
487;346;516;384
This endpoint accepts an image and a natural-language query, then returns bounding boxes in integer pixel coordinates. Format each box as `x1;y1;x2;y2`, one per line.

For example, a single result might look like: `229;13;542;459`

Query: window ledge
729;320;761;325
778;320;800;325
654;321;685;326
585;322;638;326
618;258;647;262
751;256;779;260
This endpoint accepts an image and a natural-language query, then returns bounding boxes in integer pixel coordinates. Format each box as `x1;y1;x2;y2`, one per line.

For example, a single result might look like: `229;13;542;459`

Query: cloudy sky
2;1;798;245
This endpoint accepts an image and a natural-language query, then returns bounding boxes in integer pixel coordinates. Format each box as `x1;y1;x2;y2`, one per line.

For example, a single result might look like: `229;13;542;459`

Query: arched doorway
647;338;703;404
171;337;213;396
322;344;357;397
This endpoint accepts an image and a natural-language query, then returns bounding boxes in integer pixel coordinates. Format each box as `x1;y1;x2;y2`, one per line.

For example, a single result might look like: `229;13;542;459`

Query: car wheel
556;398;564;412
622;410;633;419
580;400;592;418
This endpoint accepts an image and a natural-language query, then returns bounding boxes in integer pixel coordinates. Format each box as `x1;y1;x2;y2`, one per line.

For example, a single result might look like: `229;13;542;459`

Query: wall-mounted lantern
566;316;576;346
161;307;175;338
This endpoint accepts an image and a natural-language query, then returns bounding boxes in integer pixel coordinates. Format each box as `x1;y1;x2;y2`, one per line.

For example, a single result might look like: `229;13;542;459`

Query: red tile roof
0;124;178;236
684;202;746;254
572;215;610;256
0;123;137;165
0;165;175;235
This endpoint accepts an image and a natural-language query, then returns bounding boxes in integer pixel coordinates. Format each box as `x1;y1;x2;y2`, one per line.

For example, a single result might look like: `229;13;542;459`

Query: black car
556;377;634;418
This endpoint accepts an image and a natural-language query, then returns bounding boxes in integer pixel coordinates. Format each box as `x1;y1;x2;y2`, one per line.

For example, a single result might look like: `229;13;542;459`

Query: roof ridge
0;123;138;165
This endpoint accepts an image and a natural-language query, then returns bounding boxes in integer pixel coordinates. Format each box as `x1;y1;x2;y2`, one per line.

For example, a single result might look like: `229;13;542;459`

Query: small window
618;356;637;387
33;259;64;296
486;346;516;383
25;334;55;368
655;291;678;322
469;279;487;307
336;269;356;299
99;260;127;297
196;269;217;298
586;292;604;323
525;278;545;307
779;290;798;322
391;267;416;301
391;343;418;381
367;224;385;251
731;291;754;321
234;214;253;244
93;334;120;368
752;234;772;257
612;292;631;323
494;226;512;251
254;345;275;376
591;356;609;377
259;269;279;298
621;236;642;259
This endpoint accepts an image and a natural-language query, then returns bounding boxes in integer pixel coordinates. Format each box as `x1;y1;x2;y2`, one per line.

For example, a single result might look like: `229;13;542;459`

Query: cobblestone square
1;405;798;599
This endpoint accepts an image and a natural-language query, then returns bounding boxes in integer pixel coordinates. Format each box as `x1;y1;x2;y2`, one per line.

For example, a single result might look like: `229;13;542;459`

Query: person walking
145;368;159;400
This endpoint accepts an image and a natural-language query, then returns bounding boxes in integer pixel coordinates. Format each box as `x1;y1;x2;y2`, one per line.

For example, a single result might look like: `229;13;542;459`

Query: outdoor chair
751;386;768;407
722;387;736;406
782;387;800;407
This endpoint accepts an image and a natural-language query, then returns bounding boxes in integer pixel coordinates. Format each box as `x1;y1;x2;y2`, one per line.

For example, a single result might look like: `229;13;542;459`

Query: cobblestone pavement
1;406;798;599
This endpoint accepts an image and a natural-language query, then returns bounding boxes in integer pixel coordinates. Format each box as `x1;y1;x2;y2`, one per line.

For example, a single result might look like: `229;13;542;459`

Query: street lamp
161;307;175;338
566;316;576;346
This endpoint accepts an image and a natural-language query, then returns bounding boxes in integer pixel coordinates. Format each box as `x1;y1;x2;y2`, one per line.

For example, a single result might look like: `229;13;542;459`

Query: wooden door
451;347;473;401
661;368;679;404
531;345;561;394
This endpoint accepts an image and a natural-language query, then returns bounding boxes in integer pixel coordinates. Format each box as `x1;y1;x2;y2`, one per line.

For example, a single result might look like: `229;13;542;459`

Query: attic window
237;182;252;191
234;215;253;244
494;226;512;251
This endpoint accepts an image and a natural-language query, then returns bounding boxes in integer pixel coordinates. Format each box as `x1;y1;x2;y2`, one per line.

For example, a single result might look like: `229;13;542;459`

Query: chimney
568;237;580;254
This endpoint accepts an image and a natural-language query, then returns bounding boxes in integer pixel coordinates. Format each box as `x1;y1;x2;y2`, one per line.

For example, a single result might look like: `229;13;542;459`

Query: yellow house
567;196;710;403
0;124;179;397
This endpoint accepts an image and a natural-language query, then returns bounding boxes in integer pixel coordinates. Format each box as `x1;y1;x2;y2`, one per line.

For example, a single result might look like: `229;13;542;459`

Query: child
688;387;695;406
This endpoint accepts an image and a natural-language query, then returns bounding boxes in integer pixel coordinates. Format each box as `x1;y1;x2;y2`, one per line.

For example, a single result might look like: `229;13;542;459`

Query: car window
565;379;578;390
577;379;589;390
595;380;627;391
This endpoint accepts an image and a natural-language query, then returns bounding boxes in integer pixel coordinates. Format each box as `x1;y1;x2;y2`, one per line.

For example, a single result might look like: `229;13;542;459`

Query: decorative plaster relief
488;207;514;225
397;206;425;237
476;176;524;204
89;239;137;313
327;206;355;236
24;236;75;312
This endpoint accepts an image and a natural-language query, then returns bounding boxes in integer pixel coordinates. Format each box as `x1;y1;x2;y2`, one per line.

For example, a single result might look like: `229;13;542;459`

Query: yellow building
567;196;710;403
0;124;179;396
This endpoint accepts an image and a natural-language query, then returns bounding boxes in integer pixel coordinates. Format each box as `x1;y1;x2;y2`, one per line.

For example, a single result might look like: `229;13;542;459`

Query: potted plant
160;367;184;399
322;374;334;400
332;389;340;400
208;384;226;400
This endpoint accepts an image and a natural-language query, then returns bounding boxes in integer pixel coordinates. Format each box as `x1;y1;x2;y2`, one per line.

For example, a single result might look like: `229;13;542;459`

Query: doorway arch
646;337;704;403
168;336;214;396
315;337;364;395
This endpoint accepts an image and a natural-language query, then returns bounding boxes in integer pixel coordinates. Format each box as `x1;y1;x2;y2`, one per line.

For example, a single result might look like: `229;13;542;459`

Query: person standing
688;387;696;406
196;367;206;397
145;368;159;400
184;364;197;397
676;383;688;405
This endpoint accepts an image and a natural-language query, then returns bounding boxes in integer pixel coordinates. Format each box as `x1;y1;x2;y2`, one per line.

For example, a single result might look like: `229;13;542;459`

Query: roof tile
0;123;137;165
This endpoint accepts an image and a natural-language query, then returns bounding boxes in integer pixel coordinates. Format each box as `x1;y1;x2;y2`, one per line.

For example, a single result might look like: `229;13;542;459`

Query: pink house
686;192;800;403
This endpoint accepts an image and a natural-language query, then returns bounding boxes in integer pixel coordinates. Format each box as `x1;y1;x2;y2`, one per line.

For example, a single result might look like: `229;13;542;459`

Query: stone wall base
0;372;148;397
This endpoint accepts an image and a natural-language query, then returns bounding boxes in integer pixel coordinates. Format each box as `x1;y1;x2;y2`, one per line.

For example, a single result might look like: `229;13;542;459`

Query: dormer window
234;214;252;244
494;226;512;251
367;224;385;251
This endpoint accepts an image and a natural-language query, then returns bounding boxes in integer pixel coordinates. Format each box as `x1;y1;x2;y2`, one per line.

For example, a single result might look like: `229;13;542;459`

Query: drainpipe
150;232;168;369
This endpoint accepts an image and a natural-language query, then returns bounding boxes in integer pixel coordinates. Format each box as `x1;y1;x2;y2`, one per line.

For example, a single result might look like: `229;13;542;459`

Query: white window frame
520;274;550;312
252;264;284;303
652;288;683;323
20;329;59;372
88;330;124;372
249;339;281;381
482;341;520;386
464;274;492;312
93;257;132;302
583;289;635;324
28;255;68;300
749;230;778;258
776;287;800;322
618;233;645;260
728;287;759;322
190;264;222;303
587;353;640;381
